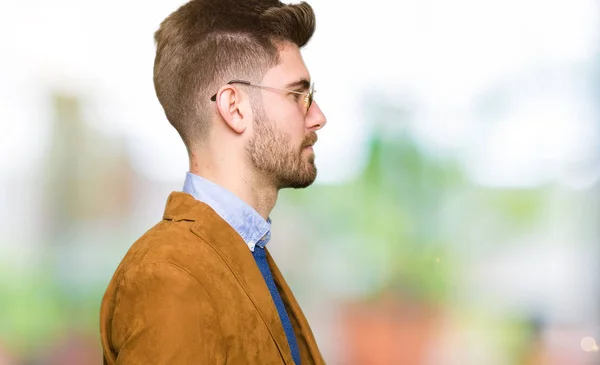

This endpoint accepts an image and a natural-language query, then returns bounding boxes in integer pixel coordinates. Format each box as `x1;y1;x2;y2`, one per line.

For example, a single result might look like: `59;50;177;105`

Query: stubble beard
246;106;318;190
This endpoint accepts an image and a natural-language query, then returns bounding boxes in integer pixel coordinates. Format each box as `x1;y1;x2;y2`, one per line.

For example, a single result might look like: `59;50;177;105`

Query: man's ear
215;85;249;134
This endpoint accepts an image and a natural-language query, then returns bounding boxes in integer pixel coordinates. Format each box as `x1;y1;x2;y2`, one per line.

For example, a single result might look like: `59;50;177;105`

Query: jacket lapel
184;198;294;365
267;250;325;365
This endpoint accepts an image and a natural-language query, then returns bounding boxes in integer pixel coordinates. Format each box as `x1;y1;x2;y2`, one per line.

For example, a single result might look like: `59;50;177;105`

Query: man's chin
278;168;317;190
296;168;318;189
287;180;315;190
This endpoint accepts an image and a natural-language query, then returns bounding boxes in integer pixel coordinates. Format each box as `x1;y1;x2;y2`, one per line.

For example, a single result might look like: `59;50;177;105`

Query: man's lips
304;141;316;149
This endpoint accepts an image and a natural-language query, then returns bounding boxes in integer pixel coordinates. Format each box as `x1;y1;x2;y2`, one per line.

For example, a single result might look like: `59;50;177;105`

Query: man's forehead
266;46;311;86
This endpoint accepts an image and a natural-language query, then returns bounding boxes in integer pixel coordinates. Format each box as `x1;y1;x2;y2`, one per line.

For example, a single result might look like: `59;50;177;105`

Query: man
99;0;327;364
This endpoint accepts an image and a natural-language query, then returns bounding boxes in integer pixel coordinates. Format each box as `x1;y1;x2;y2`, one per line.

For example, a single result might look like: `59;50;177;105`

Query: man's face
245;43;327;189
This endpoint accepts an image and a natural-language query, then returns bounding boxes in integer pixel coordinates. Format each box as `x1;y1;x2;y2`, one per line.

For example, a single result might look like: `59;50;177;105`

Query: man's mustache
302;133;318;148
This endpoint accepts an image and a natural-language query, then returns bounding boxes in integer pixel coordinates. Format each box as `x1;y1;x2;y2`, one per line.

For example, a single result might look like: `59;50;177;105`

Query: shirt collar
182;172;271;252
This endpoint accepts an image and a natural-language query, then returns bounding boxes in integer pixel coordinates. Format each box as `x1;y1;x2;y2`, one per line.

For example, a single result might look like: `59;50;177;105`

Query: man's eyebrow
285;78;311;90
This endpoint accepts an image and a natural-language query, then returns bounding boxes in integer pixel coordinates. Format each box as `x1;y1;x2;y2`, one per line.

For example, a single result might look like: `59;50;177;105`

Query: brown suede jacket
100;192;325;364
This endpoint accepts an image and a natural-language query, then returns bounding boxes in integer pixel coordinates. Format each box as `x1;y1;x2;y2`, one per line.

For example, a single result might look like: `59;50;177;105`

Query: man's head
154;0;327;189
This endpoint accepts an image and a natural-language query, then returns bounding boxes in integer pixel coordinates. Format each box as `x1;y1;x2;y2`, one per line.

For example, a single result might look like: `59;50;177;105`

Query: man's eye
292;93;302;101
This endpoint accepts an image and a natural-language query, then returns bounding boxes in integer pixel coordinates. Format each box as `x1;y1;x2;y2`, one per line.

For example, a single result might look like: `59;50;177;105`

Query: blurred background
1;0;599;364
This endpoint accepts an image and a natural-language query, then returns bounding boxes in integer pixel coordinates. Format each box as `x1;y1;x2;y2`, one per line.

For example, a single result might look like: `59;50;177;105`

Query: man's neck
189;160;278;220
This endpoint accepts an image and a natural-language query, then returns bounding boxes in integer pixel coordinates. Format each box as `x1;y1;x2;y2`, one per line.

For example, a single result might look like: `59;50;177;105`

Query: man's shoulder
111;219;222;285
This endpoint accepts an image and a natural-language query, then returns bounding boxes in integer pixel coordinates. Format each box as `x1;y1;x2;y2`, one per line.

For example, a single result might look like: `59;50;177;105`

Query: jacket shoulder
111;219;220;284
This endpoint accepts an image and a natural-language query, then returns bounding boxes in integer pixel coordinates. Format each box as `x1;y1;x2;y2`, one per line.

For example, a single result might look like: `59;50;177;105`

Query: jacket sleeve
109;261;226;364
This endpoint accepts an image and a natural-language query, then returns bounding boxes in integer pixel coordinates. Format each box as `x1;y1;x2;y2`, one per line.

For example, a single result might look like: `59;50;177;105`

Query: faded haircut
153;0;316;151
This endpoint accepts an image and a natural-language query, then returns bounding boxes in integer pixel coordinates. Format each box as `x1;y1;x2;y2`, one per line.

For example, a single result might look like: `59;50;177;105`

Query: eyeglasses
210;79;315;113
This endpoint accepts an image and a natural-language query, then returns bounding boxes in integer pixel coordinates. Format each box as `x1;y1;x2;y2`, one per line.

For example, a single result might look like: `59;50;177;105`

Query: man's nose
307;101;327;130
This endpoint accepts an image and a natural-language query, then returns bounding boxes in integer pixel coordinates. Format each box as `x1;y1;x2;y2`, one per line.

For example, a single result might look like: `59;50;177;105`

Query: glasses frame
210;79;315;112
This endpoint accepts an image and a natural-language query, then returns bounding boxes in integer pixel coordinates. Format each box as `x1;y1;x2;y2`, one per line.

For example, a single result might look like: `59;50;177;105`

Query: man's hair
153;0;316;151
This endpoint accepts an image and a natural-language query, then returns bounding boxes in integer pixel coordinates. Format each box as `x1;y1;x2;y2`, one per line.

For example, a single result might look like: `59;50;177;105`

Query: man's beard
246;106;318;190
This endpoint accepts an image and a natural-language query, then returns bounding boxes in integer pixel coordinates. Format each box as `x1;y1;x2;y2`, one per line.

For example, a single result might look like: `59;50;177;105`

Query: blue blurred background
1;0;600;364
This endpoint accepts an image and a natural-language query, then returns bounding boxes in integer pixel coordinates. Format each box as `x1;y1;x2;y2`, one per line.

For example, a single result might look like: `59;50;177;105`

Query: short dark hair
153;0;316;151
